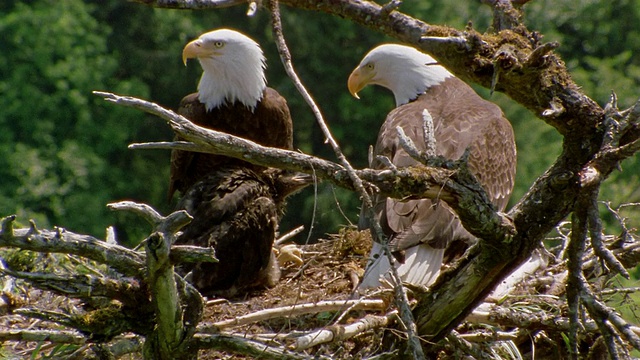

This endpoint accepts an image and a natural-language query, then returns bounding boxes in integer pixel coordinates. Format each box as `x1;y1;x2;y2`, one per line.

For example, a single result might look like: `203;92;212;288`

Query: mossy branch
0;215;145;278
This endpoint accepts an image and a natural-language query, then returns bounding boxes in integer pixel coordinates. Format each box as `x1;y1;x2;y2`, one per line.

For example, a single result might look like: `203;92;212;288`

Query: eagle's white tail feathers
359;242;444;289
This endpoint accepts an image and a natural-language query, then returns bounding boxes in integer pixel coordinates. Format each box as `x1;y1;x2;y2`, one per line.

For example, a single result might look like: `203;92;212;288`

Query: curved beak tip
347;71;362;99
182;40;198;67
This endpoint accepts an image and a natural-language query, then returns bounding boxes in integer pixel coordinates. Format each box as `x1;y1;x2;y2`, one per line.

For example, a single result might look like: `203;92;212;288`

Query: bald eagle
169;29;293;198
172;29;301;296
348;44;517;289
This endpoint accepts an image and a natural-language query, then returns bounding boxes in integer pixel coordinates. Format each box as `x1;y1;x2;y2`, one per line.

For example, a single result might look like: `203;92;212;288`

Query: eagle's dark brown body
175;166;307;297
169;88;293;199
171;89;299;297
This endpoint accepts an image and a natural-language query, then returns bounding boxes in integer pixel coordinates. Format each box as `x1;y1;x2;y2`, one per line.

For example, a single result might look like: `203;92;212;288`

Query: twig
603;201;640;244
0;216;145;278
467;306;640;336
422;109;436;158
192;333;321;360
108;201;192;235
375;155;396;170
2;268;144;307
290;311;397;350
446;330;486;359
566;188;592;359
579;281;640;351
397;126;425;163
600;287;640;296
275;225;305;246
379;0;401;17
587;202;629;278
525;42;559;68
266;2;425;358
0;329;86;344
170;244;218;264
201;299;385;331
457;330;519;342
14;308;78;329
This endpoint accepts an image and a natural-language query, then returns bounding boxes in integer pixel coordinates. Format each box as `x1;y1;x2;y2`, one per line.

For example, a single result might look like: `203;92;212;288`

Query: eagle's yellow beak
182;39;203;66
347;66;374;99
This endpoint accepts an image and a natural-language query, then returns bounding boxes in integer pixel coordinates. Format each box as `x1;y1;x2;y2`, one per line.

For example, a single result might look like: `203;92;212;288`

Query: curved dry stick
266;4;427;356
202;299;385;331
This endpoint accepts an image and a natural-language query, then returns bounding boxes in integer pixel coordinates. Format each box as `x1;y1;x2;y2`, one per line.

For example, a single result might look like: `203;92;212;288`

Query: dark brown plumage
175;167;309;297
169;88;293;199
349;44;517;288
170;29;300;296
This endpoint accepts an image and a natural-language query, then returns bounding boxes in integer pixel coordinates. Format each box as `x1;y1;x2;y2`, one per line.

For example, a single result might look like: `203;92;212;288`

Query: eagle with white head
349;44;517;289
171;29;302;297
169;28;293;198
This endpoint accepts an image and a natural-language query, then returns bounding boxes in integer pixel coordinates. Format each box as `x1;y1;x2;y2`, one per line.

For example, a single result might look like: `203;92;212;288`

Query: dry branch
1;267;144;307
191;333;320;360
204;299;385;331
468;306;640;337
94;92;514;245
290;311;397;350
0;215;145;278
0;329;86;344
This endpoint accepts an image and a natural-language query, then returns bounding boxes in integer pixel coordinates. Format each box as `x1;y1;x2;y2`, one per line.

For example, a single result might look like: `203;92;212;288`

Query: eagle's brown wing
168;88;293;200
175;167;279;297
360;77;516;287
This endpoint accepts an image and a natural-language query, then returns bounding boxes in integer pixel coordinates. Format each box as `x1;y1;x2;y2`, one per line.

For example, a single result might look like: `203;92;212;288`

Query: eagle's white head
182;28;267;111
348;44;453;106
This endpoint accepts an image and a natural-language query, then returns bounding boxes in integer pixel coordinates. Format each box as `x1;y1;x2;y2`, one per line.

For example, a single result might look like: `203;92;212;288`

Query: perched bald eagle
169;29;293;198
172;29;301;296
348;44;516;289
176;167;310;297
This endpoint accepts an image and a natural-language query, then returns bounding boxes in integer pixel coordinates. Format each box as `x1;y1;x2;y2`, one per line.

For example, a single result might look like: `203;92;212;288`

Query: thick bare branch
191;333;319;360
1;268;144;307
203;299;385;331
468;306;640;336
0;216;145;278
291;311;396;350
0;329;86;344
144;231;188;359
95;92;515;244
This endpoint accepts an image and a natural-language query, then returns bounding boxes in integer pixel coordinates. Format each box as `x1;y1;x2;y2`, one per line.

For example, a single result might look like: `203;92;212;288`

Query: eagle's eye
213;41;225;48
365;63;374;70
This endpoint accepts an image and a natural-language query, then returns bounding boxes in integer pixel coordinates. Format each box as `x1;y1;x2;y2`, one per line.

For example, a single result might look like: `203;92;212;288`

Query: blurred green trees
0;0;637;244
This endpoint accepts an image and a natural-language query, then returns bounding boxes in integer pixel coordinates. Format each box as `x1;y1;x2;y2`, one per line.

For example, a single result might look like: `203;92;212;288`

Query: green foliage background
0;0;638;245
